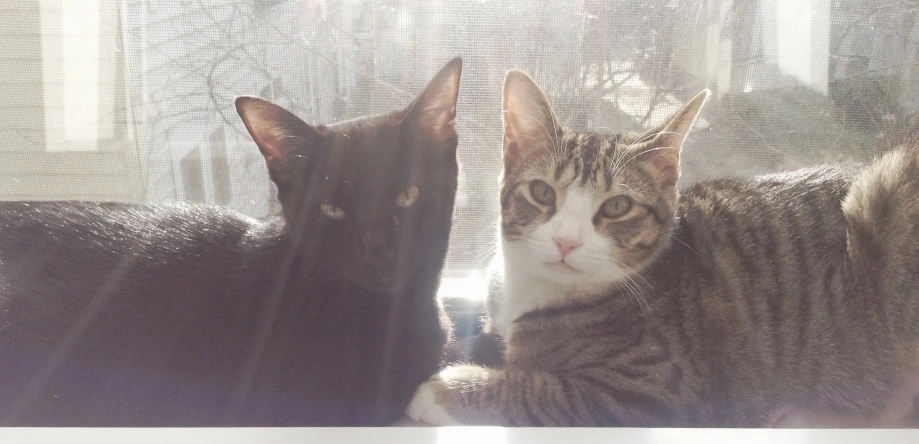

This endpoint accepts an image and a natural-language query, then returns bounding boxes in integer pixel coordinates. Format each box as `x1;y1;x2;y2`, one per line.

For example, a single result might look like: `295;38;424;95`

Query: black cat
0;58;463;426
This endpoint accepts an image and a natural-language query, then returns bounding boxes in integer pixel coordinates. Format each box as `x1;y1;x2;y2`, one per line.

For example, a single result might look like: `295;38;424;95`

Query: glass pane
1;0;914;287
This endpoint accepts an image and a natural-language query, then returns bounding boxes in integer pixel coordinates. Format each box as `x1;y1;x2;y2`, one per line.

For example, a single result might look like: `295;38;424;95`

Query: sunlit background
2;0;918;299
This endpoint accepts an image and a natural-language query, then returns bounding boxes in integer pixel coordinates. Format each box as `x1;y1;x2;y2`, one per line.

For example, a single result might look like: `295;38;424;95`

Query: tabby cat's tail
842;144;919;341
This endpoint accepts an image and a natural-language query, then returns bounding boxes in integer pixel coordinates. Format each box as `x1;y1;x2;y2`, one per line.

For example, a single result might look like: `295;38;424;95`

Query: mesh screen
1;0;916;283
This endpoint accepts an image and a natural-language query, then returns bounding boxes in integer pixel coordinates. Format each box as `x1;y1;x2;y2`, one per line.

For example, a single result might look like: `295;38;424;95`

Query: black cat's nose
361;229;391;261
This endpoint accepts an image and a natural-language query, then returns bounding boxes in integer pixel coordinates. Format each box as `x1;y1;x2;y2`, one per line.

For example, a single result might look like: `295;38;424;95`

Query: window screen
1;0;915;297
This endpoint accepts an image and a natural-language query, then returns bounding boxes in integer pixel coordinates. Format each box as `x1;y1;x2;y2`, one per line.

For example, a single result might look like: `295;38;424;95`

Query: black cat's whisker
290;153;319;166
280;135;310;143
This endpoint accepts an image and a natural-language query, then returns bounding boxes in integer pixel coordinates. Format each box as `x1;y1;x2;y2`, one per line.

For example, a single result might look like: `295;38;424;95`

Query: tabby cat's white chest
492;271;567;350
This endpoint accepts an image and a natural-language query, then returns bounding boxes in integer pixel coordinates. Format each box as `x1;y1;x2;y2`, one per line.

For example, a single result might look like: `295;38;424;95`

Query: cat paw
406;381;462;426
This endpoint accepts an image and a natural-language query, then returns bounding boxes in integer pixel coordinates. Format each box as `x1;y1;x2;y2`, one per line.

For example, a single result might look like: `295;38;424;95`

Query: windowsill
2;427;917;443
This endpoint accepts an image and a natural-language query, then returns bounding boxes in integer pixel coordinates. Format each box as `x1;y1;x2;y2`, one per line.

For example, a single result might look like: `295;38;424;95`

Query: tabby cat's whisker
666;233;699;256
619;275;651;316
502;109;563;160
514;132;556;160
608;130;686;177
612;145;681;175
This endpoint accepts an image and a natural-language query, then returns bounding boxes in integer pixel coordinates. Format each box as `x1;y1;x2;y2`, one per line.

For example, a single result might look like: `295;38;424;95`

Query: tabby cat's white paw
406;382;462;426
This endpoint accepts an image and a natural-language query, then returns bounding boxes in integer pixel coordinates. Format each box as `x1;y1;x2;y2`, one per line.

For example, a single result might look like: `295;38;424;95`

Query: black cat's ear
628;89;709;182
235;97;323;184
404;57;463;147
502;70;562;162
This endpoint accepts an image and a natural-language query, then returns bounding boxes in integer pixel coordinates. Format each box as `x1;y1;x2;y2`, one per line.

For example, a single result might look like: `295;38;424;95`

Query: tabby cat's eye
600;195;632;219
396;186;420;208
320;203;346;221
529;180;556;206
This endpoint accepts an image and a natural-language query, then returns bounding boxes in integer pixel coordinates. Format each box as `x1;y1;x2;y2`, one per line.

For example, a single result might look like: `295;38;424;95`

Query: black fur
0;58;463;426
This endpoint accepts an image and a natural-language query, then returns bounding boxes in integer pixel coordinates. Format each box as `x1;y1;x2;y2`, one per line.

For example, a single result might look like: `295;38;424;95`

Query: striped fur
407;71;919;427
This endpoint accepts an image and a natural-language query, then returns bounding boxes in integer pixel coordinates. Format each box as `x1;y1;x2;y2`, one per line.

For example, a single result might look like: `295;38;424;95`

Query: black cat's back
0;200;446;426
0;57;463;426
0;200;278;352
0;201;287;425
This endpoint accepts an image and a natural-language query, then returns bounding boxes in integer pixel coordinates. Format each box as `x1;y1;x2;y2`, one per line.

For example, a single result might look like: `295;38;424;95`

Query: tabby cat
406;69;919;427
0;58;462;426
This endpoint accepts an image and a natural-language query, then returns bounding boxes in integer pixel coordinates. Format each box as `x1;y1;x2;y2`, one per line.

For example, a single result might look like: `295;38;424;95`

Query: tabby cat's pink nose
552;236;582;258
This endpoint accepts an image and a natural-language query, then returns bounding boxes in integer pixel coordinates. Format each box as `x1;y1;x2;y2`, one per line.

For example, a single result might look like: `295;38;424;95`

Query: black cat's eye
529;180;556;206
320;203;346;221
396;186;420;208
599;195;632;219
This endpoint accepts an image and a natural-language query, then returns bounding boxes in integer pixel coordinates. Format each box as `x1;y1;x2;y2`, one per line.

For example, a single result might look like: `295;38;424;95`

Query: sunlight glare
437;275;489;301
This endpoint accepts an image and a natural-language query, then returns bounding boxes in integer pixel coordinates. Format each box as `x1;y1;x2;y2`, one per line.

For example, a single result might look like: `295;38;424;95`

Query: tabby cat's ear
403;57;463;147
629;89;709;181
502;70;562;162
235;97;323;184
